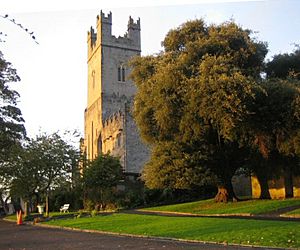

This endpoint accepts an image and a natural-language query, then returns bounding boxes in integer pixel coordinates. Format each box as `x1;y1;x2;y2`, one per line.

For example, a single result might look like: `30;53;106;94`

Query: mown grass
141;198;300;215
286;208;300;215
44;213;300;249
4;213;18;221
5;212;77;221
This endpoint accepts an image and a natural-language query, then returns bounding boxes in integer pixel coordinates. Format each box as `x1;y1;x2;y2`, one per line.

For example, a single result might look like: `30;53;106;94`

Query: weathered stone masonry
83;11;149;174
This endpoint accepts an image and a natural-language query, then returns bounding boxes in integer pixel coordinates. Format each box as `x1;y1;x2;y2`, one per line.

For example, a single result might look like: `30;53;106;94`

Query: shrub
90;210;98;217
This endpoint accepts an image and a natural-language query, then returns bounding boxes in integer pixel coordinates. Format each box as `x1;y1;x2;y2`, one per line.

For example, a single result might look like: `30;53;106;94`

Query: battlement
98;10;112;25
128;16;141;31
87;11;141;58
103;110;124;129
87;26;97;51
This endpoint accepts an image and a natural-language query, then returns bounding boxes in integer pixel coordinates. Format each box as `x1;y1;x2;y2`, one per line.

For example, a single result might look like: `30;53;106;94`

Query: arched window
118;66;121;81
122;67;125;82
118;64;126;82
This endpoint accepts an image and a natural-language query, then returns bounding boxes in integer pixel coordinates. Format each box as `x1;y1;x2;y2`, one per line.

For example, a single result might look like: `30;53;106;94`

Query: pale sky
0;0;299;138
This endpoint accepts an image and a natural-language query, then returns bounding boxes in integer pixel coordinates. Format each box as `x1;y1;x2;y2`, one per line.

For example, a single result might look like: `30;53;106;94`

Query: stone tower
83;11;148;174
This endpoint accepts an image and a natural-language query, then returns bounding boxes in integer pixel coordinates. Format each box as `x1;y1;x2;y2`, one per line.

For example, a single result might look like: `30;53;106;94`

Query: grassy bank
44;213;299;249
141;198;300;215
286;208;300;215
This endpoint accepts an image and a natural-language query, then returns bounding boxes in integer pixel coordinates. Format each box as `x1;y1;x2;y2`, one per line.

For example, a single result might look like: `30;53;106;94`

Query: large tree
142;141;214;189
0;51;26;213
130;19;268;201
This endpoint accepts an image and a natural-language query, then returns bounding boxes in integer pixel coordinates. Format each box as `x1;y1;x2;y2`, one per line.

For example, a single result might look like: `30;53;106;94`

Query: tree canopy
244;78;300;198
0;51;26;213
8;132;80;215
82;153;122;210
130;19;268;201
266;46;300;80
0;51;26;163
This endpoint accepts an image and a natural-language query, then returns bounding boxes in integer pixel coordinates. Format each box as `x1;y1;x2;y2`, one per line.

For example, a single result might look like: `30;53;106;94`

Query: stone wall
102;111;125;169
124;105;149;174
84;97;102;159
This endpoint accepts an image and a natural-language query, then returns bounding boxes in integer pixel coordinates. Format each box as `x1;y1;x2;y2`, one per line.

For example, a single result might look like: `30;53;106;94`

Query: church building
82;11;149;174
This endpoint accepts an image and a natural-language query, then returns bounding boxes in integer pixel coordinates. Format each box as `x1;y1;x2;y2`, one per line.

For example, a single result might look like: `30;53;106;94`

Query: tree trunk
215;179;237;203
0;195;9;215
4;197;9;214
284;166;293;198
256;173;271;199
35;192;40;209
45;195;49;217
215;186;229;202
24;201;28;217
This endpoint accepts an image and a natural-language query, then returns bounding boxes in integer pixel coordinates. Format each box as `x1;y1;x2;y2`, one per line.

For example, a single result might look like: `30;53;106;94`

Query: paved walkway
0;219;283;250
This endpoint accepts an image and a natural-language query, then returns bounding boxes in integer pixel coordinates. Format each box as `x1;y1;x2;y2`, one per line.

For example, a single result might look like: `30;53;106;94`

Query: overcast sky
1;0;299;138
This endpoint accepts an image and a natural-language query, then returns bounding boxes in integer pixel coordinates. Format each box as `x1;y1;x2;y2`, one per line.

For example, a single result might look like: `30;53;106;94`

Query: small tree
11;132;80;216
83;154;122;210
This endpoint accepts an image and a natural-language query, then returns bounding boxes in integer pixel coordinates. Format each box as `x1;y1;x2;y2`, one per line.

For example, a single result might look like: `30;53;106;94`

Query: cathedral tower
83;11;147;174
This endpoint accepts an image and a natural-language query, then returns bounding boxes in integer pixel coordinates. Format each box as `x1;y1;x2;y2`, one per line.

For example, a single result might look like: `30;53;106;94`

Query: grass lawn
141;198;300;215
4;213;18;221
286;208;300;215
44;213;300;249
5;212;77;221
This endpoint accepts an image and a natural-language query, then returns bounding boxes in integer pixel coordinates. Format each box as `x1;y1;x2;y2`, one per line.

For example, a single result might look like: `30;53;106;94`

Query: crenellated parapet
87;26;97;56
128;16;140;30
101;110;125;165
96;10;112;43
102;110;124;130
127;16;141;48
87;11;141;59
99;10;112;25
